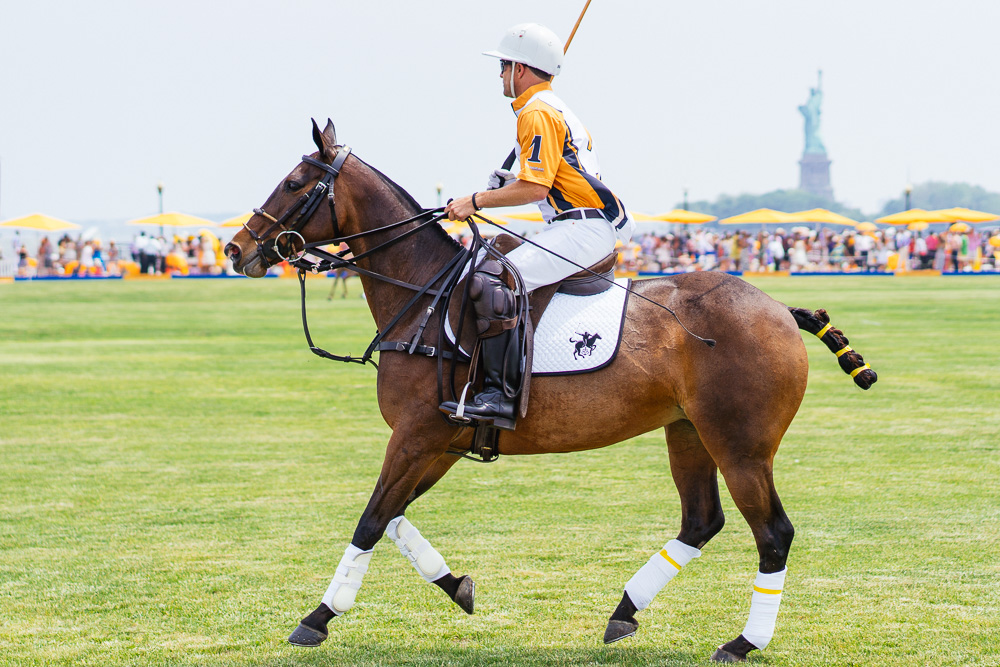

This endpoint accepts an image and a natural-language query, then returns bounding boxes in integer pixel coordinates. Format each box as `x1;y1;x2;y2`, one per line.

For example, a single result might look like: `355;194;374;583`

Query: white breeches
741;568;787;649
321;544;373;615
624;539;702;610
504;217;617;293
386;515;451;583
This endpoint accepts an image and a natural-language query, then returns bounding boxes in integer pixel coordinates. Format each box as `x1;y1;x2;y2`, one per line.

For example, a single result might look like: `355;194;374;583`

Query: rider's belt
551;209;606;223
551;208;628;231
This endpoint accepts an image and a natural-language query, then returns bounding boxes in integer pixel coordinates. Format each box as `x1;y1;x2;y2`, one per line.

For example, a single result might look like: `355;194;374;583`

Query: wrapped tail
788;307;877;390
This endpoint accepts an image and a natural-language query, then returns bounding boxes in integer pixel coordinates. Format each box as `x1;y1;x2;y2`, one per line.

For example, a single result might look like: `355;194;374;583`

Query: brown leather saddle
447;233;618;418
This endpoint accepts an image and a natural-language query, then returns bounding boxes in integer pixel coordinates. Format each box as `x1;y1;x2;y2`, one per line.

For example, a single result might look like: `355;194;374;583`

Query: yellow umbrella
0;213;81;232
875;209;951;225
855;222;878;232
949;222;972;233
787;208;859;226
988;236;1000;248
655;209;717;224
907;221;929;231
500;211;544;222
128;212;216;228
628;211;662;222
220;212;253;227
719;208;796;225
930;207;999;223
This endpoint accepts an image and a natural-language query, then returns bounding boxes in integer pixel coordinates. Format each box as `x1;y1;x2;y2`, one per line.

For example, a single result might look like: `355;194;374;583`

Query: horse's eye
285;180;302;192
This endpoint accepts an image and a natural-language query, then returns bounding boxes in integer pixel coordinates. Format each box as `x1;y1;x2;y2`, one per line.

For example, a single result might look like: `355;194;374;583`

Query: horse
225;120;877;663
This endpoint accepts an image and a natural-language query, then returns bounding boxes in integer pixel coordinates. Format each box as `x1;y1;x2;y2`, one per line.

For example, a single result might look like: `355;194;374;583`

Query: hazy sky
1;0;998;227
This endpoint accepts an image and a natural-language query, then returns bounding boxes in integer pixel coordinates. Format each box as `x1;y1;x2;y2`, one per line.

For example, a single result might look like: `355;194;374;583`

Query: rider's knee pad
470;269;516;336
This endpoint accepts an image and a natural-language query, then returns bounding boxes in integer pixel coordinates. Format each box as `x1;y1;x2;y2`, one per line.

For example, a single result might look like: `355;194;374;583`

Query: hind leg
710;462;794;663
604;420;726;643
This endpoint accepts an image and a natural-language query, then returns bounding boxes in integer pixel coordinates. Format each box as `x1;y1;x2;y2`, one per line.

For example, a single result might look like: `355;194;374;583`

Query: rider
440;22;634;429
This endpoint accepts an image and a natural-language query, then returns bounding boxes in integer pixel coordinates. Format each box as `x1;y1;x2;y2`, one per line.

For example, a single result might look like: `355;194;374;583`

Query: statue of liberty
799;70;826;156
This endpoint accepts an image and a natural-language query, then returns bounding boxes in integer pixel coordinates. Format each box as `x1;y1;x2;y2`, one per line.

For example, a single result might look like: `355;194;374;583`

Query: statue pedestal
799;153;833;200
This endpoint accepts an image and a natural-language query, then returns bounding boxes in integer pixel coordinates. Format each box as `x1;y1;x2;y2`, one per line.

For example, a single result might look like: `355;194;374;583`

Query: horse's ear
311;118;337;160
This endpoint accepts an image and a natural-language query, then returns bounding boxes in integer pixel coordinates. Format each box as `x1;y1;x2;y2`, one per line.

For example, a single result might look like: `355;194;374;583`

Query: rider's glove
486;169;517;191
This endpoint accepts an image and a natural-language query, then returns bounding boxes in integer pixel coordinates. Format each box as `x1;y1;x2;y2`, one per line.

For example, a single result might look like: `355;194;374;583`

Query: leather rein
246;145;493;370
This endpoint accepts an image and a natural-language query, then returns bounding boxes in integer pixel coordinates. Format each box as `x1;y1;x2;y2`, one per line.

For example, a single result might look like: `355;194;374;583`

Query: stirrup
442;382;474;424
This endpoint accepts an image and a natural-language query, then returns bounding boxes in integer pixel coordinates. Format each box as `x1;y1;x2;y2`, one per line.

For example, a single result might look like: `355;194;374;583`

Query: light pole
156;182;164;236
682;185;690;211
904;183;912;211
436;183;443;208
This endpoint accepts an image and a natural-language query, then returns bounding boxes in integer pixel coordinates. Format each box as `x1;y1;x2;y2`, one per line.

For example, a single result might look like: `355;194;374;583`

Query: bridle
242;147;352;266
240;145;498;371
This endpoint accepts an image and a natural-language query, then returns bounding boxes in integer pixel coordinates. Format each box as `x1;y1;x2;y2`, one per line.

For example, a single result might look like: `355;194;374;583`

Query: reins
291;205;481;369
246;144;715;379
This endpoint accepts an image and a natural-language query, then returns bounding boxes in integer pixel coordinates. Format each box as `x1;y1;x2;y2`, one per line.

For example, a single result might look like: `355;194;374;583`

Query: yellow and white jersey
511;82;632;239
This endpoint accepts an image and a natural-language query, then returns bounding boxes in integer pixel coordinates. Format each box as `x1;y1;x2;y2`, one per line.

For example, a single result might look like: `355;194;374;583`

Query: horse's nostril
225;243;240;259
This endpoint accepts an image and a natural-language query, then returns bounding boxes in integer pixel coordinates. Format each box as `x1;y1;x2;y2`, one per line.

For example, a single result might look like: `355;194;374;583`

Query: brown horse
225;120;876;663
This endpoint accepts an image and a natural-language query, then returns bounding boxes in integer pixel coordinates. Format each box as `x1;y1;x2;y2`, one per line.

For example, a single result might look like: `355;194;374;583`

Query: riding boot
440;260;521;430
447;330;518;429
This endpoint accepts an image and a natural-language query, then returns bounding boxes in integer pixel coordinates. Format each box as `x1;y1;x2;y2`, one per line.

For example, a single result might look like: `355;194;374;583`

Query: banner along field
1;276;997;666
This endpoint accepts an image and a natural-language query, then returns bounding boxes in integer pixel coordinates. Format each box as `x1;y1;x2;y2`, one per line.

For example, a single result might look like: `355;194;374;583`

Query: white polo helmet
483;23;564;76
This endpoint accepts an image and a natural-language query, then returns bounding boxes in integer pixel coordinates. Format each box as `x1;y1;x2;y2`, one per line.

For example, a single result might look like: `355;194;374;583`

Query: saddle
447;234;618;418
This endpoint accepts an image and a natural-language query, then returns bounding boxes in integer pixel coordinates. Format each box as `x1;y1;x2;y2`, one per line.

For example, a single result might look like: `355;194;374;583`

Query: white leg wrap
386;516;450;583
624;539;702;611
321;544;373;616
741;568;787;650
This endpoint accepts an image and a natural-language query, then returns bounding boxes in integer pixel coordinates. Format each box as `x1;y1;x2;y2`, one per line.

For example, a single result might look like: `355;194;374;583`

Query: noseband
243;146;352;265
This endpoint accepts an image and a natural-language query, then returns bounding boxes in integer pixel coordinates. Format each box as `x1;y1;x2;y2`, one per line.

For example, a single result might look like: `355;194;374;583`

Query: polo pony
225;120;876;662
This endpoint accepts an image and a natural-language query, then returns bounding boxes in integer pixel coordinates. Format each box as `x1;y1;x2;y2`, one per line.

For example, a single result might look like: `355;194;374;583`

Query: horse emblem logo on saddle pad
570;331;602;359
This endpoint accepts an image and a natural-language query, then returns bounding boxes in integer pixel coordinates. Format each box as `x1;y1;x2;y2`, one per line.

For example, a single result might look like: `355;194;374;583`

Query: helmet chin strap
505;63;516;98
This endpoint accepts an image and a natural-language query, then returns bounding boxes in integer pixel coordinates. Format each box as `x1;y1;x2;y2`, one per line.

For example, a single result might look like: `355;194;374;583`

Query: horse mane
353;154;462;252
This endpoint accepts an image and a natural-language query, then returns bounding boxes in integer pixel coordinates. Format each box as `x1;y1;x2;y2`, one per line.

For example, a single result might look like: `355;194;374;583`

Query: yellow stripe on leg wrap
814;323;833;339
753;585;783;594
835;345;853;357
850;363;871;377
658;549;682;571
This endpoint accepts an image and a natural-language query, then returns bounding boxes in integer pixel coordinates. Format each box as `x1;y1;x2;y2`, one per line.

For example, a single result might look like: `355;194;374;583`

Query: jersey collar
511;82;553;115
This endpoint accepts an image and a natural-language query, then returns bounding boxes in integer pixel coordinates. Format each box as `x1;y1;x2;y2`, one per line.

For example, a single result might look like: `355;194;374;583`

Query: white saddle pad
531;278;630;375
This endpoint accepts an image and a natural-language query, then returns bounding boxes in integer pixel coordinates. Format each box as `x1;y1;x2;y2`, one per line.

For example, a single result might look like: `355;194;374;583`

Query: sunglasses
500;60;511;74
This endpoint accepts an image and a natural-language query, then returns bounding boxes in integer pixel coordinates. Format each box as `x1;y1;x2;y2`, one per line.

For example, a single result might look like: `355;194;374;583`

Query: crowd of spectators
6;231;225;278
7;225;1000;279
624;226;1000;274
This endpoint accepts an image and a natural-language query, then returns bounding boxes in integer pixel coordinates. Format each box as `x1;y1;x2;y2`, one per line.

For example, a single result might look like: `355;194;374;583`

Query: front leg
395;452;476;614
288;425;453;647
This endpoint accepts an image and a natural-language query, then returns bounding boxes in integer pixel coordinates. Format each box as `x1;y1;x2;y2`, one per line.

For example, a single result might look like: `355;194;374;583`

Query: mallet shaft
563;0;593;54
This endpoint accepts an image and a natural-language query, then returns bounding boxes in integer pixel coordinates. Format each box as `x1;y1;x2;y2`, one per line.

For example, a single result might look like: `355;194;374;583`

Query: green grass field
1;275;998;666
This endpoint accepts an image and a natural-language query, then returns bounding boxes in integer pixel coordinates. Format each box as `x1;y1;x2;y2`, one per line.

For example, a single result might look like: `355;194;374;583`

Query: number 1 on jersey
527;135;543;163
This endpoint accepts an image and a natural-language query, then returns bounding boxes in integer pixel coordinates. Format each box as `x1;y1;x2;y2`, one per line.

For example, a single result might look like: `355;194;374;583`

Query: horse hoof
710;647;744;663
603;619;638;644
287;623;327;647
454;575;475;614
